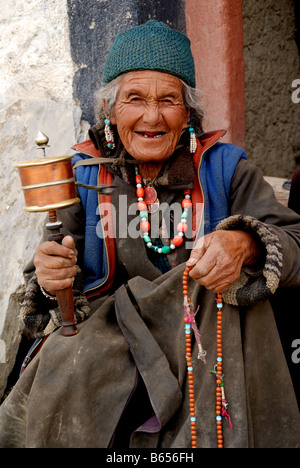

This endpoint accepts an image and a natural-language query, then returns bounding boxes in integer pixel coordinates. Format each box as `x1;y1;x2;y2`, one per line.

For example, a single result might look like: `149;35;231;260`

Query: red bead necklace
182;266;231;448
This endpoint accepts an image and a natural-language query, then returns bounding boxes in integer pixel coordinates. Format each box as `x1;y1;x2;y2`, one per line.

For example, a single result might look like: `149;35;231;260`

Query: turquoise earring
104;115;115;149
189;111;197;154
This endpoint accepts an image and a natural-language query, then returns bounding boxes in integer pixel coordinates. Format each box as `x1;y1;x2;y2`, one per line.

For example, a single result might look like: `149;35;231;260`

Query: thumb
61;235;76;257
186;236;206;266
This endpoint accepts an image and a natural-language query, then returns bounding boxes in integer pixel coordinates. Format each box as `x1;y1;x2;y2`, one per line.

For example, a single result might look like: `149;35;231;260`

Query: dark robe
0;136;299;448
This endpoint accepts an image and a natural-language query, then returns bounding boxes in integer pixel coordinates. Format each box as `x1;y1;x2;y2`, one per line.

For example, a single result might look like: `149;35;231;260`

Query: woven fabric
102;20;196;87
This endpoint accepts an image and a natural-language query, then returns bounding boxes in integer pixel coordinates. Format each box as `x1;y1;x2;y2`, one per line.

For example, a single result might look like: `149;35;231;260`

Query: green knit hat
102;20;196;88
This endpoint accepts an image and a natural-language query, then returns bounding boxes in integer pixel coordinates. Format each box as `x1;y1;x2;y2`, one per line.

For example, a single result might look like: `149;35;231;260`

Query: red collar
72;140;101;158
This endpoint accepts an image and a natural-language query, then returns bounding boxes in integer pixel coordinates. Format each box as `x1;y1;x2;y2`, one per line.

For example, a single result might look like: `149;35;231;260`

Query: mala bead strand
183;269;232;448
210;293;232;448
183;265;207;448
183;265;197;448
215;293;224;448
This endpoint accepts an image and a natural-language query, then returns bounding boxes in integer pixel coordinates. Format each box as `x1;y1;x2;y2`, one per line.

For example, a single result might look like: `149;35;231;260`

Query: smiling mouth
136;131;166;139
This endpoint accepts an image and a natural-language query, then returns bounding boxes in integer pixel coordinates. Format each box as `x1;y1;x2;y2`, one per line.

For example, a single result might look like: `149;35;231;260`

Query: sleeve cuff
19;267;90;338
215;215;283;306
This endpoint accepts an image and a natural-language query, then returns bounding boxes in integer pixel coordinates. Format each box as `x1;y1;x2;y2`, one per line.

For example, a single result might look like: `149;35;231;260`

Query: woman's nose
142;102;162;126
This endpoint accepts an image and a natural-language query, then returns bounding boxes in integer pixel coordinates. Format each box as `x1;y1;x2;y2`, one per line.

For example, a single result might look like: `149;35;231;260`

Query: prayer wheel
15;132;79;336
15;154;80;213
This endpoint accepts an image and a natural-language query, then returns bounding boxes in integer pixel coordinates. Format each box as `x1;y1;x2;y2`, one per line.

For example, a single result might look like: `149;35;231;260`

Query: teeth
142;133;162;138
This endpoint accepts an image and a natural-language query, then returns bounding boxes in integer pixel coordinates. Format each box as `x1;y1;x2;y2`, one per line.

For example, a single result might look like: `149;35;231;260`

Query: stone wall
243;0;300;178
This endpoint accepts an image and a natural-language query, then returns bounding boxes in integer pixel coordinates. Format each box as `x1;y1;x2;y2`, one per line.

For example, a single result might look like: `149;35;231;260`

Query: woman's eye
129;97;142;103
162;99;174;105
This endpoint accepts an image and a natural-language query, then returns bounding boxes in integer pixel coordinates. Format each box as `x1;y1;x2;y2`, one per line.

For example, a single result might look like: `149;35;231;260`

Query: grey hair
94;74;205;134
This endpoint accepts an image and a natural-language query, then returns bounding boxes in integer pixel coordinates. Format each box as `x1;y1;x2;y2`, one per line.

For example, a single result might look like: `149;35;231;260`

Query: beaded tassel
210;293;232;448
104;117;115;149
182;265;207;448
189;126;197;154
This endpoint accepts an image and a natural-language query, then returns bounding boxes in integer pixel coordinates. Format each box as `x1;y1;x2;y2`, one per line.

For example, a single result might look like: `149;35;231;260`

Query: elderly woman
0;20;299;449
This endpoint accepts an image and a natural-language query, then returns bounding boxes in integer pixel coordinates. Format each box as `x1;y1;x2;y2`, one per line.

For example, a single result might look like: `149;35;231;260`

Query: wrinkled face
110;70;190;162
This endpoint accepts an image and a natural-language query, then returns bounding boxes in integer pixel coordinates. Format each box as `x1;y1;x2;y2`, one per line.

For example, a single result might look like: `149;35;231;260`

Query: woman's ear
103;98;108;116
110;109;117;125
182;108;191;130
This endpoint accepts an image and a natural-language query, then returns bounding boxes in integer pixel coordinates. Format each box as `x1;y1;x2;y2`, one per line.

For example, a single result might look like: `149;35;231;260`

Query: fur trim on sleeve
215;215;283;306
19;267;90;338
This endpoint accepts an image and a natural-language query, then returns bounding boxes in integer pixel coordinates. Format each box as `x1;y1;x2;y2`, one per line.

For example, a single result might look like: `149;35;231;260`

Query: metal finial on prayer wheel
35;131;50;157
35;131;50;148
15;133;79;337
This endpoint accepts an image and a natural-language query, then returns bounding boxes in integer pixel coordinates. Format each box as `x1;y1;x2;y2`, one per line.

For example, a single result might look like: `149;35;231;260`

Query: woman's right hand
34;235;78;296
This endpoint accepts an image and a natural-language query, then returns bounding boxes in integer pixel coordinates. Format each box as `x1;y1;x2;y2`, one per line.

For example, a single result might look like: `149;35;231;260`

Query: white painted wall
0;0;82;396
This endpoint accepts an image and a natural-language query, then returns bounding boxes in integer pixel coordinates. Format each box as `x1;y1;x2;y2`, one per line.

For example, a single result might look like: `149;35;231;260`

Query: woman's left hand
186;230;262;293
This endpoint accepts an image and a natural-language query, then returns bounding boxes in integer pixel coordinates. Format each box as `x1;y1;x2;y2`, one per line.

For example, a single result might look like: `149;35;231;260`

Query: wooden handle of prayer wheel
55;288;78;337
47;211;78;337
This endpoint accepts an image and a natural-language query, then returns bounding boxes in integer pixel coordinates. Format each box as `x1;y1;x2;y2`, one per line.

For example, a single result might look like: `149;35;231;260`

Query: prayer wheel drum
15;155;80;212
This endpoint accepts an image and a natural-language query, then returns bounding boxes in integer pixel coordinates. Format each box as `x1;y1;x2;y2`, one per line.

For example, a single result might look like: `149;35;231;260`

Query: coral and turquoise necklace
134;165;192;254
